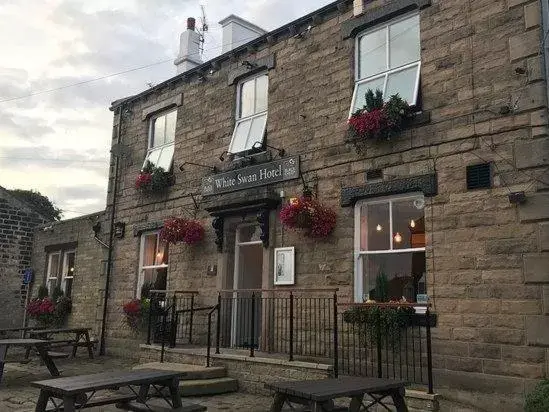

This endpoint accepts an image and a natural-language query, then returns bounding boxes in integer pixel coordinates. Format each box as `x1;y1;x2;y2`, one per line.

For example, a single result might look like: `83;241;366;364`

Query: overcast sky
0;0;332;219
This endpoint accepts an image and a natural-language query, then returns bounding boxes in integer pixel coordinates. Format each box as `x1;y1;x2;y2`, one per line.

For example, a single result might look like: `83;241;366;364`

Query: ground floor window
354;193;426;302
138;231;168;298
46;250;76;297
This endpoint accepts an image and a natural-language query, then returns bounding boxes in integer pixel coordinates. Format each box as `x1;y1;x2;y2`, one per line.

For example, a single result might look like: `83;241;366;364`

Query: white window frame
60;250;76;297
137;231;169;297
228;72;268;154
350;12;421;116
353;193;426;302
143;108;177;171
46;252;61;292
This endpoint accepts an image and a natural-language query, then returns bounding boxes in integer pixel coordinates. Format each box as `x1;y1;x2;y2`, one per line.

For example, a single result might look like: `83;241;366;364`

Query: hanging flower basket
348;89;411;142
279;196;336;238
122;298;150;331
135;161;172;194
159;217;205;245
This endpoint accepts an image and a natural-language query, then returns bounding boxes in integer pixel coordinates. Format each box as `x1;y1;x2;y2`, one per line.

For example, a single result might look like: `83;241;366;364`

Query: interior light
376;224;383;232
156;251;164;264
410;220;416;228
69;267;74;272
394;233;402;243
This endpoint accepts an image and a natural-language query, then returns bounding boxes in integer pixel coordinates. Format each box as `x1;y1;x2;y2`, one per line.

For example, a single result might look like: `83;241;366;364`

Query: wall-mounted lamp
252;141;285;157
508;191;526;205
219;150;229;161
241;60;257;70
180;162;218;173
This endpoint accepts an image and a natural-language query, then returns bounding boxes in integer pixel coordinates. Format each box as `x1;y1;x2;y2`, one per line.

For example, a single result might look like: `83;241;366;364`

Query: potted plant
348;89;411;143
122;298;151;331
159;217;205;245
26;286;72;328
135;161;172;194
279;194;337;238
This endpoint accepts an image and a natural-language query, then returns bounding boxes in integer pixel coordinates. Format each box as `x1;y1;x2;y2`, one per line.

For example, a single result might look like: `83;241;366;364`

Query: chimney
174;17;203;74
218;15;267;53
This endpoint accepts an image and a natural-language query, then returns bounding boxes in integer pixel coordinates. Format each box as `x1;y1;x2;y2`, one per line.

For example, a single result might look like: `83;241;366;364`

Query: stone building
30;0;549;410
0;186;50;329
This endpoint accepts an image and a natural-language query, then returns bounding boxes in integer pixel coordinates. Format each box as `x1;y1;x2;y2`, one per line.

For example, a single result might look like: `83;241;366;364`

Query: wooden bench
29;327;94;359
265;376;409;412
116;399;206;412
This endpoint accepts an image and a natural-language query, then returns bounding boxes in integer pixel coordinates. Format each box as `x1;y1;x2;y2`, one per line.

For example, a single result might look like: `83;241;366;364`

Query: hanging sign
202;156;300;196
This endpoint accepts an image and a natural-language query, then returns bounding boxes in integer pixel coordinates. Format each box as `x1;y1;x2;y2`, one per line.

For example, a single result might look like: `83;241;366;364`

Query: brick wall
0;188;48;329
31;212;106;339
59;0;549;410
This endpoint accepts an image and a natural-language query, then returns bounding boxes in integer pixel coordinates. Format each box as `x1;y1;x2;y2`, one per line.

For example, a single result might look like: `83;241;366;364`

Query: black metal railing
214;289;338;360
337;303;434;393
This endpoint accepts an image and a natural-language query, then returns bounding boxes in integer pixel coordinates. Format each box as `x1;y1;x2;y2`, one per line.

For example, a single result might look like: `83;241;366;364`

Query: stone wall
31;212;106;339
0;187;49;329
75;0;549;410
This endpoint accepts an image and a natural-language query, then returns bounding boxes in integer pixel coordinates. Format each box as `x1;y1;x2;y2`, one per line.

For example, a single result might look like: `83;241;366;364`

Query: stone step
179;377;238;396
133;362;227;380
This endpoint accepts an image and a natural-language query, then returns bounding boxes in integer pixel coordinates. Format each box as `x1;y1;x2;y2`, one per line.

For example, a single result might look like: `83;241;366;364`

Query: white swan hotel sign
202;156;300;195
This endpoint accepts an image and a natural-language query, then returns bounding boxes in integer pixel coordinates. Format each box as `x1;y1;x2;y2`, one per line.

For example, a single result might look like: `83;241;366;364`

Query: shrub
525;380;549;412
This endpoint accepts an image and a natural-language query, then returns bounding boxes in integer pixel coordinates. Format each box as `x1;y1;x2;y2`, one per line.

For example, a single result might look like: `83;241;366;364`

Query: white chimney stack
174;17;203;74
218;15;267;53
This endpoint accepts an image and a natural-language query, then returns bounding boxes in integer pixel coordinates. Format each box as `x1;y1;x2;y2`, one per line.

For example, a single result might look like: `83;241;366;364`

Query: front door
231;224;263;348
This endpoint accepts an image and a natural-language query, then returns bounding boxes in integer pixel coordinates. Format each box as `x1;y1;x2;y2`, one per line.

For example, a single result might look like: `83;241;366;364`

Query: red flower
348;108;388;138
280;197;336;238
160;218;204;245
135;172;152;189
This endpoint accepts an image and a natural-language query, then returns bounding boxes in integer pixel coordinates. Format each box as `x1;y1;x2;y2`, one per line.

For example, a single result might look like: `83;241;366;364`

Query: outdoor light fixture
180;161;217;173
508;191;526;205
252;141;285;157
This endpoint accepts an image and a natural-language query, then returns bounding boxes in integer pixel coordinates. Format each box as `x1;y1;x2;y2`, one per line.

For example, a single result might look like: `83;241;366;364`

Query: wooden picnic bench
32;369;206;412
29;327;94;359
265;377;408;412
0;326;46;339
0;339;60;384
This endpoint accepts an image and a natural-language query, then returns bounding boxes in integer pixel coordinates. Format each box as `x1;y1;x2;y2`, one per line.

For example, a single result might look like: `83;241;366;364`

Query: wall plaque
202;156;300;196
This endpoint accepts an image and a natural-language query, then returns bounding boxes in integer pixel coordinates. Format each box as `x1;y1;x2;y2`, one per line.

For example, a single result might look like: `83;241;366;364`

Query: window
229;73;268;154
144;109;177;171
46;250;76;297
351;13;421;113
138;232;169;298
354;194;426;303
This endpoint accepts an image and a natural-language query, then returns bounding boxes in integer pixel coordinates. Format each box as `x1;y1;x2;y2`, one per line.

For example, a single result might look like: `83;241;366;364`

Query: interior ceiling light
410;219;416;228
376;224;382;232
394;233;403;243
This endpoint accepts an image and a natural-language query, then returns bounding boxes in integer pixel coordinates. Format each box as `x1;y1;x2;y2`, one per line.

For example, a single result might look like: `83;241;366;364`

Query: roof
35;210;105;229
110;0;352;111
0;185;52;222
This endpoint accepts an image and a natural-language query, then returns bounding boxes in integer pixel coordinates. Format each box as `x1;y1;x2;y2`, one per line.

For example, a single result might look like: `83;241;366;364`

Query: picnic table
265;376;408;412
0;339;59;384
32;369;206;412
0;326;45;338
29;327;94;359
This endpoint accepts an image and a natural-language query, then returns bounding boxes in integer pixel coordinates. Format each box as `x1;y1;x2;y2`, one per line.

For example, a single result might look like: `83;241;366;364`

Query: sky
0;0;332;219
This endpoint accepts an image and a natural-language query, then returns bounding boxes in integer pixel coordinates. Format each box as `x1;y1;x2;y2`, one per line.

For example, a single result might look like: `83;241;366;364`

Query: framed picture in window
274;247;295;286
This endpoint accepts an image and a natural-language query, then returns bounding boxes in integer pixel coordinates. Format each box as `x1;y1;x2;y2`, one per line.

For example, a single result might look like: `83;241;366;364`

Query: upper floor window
354;194;426;303
229;73;268;154
351;13;421;113
144;109;177;171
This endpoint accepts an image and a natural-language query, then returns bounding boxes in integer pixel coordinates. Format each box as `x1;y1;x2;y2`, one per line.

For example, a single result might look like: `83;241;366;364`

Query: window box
135;161;174;195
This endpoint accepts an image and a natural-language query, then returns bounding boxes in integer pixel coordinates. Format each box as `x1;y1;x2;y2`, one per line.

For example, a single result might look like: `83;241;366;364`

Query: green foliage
142;161;171;193
364;89;384;112
374;269;389;302
140;282;154;300
51;286;64;302
37;285;49;299
343;305;415;346
525;380;549;412
8;189;62;221
384;94;410;135
54;296;72;321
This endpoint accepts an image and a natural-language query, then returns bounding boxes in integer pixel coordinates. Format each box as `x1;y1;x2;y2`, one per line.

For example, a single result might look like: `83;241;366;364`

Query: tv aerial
198;4;209;56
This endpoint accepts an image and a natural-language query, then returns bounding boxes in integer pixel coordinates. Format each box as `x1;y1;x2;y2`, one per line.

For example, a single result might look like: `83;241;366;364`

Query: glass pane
246;114;267;150
230;119;252;154
156;240;169;265
389;15;420;69
353;77;385;112
240;80;255;118
48;254;60;279
385;65;419;104
156;144;174;171
392;197;425;250
361;252;426;302
238;225;261;243
255;75;268;113
65;252;76;279
152;115;165;147
64;278;73;297
142;234;157;266
360;202;390;251
165;110;177;143
358;28;387;79
144;148;162;168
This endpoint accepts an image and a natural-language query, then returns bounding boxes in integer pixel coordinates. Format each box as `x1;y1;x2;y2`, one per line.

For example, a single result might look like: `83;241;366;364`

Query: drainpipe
542;1;549;105
99;104;124;355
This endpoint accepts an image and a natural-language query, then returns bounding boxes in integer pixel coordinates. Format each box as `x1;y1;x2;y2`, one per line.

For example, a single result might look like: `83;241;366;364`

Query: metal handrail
149;290;199;295
206;304;219;368
219;288;339;293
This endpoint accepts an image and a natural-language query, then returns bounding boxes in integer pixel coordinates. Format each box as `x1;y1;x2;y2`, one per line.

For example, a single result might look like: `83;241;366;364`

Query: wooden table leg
168;377;182;408
34;389;50;412
63;395;76;412
270;393;287;412
35;344;59;377
391;387;409;412
71;333;79;358
349;394;364;412
137;383;150;403
84;331;94;359
0;344;7;384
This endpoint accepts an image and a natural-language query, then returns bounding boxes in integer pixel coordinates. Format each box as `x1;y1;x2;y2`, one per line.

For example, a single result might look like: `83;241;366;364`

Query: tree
8;189;62;221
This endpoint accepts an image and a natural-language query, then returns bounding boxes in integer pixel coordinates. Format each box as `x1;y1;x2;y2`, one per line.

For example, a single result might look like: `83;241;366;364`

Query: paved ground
0;354;293;411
